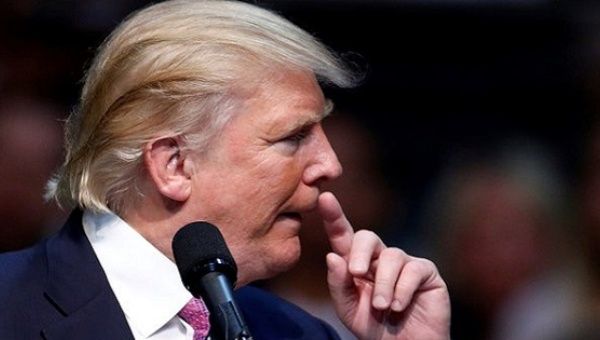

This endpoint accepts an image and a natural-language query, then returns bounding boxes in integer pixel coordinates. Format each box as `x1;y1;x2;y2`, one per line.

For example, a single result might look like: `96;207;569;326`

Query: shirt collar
82;209;193;338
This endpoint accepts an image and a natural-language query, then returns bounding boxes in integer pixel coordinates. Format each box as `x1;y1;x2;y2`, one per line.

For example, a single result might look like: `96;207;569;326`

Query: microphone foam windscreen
172;221;237;282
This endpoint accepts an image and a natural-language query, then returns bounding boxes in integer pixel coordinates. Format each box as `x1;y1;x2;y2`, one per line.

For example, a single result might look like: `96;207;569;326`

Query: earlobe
144;137;193;202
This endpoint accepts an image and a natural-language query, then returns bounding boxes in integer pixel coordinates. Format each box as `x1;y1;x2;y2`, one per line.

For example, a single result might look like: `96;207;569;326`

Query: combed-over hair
46;0;355;214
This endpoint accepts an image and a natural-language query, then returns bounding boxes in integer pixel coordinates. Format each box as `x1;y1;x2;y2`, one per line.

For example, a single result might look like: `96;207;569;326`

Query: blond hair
46;0;355;214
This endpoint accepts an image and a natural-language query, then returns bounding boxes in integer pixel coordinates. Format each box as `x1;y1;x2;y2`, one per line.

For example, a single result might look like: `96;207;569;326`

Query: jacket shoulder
0;241;48;296
234;286;341;340
0;240;59;338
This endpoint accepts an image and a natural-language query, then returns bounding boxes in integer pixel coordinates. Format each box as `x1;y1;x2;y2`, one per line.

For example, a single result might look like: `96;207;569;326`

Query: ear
144;137;193;202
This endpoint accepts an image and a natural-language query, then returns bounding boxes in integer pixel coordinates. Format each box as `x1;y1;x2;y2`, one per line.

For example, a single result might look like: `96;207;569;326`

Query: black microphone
172;222;253;340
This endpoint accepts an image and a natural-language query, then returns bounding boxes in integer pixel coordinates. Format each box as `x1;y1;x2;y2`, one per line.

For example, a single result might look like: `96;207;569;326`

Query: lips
278;198;318;225
280;212;302;222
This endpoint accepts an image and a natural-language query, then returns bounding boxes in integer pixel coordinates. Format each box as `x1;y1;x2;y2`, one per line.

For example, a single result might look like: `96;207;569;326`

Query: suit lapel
41;210;133;340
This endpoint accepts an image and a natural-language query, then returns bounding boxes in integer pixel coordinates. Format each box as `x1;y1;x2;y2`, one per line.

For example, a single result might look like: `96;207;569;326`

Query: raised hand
318;192;451;340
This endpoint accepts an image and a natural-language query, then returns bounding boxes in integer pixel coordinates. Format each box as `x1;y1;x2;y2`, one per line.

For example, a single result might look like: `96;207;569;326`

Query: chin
239;237;302;285
269;239;302;275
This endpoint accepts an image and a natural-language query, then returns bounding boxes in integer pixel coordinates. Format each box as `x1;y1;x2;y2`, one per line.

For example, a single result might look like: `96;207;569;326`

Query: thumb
327;252;357;323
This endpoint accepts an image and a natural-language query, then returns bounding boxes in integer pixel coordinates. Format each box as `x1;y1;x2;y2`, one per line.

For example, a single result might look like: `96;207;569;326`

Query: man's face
188;70;342;285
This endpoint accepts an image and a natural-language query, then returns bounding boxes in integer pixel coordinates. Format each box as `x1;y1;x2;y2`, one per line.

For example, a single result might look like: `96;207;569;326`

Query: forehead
241;70;327;132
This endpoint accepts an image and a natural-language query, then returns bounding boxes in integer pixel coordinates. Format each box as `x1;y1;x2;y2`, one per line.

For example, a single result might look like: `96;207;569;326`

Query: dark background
2;1;600;339
0;0;591;199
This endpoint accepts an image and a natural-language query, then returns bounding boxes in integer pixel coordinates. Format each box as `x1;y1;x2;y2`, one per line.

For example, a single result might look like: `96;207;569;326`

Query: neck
120;195;187;261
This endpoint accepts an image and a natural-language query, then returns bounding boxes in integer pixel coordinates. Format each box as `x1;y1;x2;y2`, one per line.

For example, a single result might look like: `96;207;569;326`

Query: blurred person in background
265;113;397;340
0;96;65;252
423;141;581;340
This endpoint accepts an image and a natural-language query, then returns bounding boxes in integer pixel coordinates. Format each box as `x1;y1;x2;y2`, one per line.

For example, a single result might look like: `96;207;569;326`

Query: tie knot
179;298;210;340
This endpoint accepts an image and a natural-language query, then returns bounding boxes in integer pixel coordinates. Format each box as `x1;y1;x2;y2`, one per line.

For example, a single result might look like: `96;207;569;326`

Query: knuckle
355;229;377;240
405;258;426;273
395;279;411;292
376;275;397;286
406;257;438;275
381;247;407;259
420;258;438;271
379;250;401;265
354;230;381;246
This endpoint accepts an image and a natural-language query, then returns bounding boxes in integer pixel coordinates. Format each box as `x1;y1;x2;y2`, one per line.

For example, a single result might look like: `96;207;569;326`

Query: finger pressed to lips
319;192;433;314
318;191;354;256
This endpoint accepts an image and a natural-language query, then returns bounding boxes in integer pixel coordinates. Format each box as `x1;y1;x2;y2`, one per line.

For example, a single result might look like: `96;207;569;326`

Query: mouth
276;199;318;227
279;212;302;223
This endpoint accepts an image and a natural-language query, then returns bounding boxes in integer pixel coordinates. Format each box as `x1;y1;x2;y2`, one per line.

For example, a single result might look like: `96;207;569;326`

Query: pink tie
178;298;211;340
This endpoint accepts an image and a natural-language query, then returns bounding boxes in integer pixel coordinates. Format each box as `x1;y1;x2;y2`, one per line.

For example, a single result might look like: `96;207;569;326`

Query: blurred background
2;0;600;338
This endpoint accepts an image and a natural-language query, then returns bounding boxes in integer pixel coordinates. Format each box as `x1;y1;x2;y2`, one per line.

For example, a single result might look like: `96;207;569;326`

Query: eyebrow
290;99;334;131
265;99;335;140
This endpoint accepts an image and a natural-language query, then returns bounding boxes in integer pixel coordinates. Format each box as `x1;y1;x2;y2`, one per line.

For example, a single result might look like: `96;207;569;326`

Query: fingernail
373;295;387;309
391;299;403;311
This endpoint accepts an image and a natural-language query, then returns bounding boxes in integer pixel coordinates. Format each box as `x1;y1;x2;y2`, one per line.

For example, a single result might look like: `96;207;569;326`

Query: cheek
209;148;307;228
246;156;305;203
271;155;307;186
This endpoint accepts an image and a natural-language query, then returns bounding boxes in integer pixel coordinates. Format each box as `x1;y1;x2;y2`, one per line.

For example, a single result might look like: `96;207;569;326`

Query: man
0;1;450;339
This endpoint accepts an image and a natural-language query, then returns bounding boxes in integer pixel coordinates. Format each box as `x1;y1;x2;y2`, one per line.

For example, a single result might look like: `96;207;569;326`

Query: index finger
318;191;354;257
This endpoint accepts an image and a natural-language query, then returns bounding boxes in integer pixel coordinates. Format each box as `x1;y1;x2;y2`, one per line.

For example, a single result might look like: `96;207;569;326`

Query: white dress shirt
83;209;197;339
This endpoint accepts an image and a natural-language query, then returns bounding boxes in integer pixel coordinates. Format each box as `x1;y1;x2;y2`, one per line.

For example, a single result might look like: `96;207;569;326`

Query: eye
274;126;312;154
285;129;309;143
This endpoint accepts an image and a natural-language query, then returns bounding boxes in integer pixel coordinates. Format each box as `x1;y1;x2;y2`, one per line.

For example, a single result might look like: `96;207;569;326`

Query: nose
303;124;343;185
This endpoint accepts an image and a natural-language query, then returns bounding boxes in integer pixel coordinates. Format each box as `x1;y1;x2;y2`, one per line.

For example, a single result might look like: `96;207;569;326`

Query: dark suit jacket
0;210;341;340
